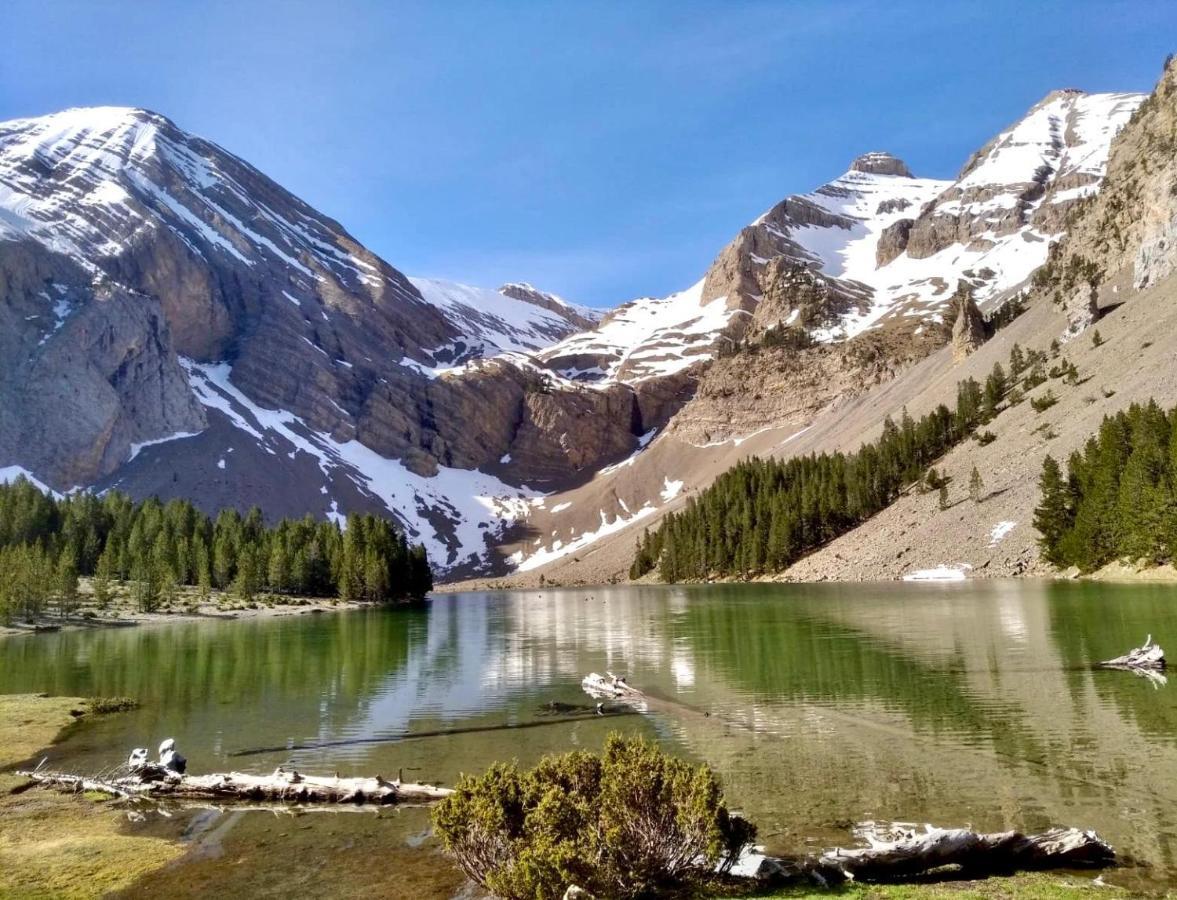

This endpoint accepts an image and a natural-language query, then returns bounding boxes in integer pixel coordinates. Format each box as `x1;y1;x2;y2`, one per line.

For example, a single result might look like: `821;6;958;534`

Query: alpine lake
2;580;1176;897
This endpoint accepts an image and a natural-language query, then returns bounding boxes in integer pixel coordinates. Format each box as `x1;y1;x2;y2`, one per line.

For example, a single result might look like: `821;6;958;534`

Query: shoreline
7;561;1174;642
439;559;1177;593
0;694;186;896
0;581;401;639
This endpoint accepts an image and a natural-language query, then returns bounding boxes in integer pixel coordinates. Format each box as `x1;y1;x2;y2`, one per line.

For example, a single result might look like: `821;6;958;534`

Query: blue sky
2;1;1173;306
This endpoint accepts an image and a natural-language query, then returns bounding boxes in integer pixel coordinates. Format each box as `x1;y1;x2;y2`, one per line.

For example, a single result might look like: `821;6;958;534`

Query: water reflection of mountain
3;583;1177;888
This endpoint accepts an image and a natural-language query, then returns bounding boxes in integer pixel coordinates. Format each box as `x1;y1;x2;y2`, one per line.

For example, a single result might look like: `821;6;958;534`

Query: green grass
744;871;1128;898
0;693;184;899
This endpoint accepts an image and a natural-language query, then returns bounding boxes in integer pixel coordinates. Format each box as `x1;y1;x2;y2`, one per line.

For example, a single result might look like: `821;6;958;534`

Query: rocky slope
474;85;1153;582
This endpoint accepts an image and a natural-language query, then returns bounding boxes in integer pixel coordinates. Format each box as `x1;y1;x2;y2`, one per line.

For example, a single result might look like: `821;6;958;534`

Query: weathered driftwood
1099;634;1166;670
581;672;648;710
750;823;1114;886
816;823;1113;881
1099;635;1167;686
18;764;453;806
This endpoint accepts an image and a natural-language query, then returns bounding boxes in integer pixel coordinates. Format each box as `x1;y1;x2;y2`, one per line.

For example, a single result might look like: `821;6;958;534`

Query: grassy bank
0;576;370;639
0;694;184;899
753;874;1128;897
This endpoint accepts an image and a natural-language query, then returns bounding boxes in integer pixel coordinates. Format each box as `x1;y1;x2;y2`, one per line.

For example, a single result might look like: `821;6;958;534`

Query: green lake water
2;581;1176;897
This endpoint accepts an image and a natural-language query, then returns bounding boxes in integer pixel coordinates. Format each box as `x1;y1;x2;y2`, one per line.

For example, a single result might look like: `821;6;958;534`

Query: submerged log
1099;634;1166;671
18;764;453;806
749;823;1114;886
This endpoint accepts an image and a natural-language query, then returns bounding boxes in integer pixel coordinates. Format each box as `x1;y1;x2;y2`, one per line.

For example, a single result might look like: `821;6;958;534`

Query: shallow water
3;581;1177;895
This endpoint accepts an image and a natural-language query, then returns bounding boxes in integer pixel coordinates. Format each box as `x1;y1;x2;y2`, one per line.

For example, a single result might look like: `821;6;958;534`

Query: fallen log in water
1099;635;1167;686
1099;634;1166;670
750;823;1114;886
18;764;453;806
581;672;648;710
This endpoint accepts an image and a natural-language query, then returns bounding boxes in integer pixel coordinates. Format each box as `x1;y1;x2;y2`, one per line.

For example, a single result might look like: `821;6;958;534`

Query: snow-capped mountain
0;90;1148;578
520;91;1142;397
0;106;625;572
698;91;1145;346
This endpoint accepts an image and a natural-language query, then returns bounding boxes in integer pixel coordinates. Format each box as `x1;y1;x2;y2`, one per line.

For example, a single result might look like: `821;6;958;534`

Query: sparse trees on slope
631;374;1005;581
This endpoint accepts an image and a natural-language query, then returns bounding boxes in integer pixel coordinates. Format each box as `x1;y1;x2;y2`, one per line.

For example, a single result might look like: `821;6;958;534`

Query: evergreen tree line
630;338;1063;582
1035;399;1177;572
0;479;432;622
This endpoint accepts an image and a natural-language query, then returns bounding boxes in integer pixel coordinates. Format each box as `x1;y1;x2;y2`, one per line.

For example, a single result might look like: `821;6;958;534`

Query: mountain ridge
0;86;1151;578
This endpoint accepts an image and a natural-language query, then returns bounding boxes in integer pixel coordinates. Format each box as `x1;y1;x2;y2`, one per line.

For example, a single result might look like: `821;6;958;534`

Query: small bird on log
158;738;187;774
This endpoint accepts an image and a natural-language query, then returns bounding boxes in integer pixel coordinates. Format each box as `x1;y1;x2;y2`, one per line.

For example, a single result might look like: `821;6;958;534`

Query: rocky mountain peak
498;282;599;330
850;151;912;177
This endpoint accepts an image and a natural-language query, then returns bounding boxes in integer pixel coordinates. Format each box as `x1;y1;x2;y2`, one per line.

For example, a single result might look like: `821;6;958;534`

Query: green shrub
1031;391;1059;413
432;733;755;899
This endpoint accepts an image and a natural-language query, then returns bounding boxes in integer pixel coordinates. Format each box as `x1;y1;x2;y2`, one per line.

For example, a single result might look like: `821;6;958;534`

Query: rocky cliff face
1033;59;1177;312
949;285;988;361
0;238;206;488
0;107;643;572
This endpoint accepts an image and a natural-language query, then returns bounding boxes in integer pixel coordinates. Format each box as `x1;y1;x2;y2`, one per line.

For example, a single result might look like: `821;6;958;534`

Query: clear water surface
2;581;1176;896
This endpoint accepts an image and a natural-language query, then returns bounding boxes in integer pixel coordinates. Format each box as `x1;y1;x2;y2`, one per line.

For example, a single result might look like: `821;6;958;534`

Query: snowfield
409;277;596;357
903;564;973;582
181;359;541;571
537;280;742;385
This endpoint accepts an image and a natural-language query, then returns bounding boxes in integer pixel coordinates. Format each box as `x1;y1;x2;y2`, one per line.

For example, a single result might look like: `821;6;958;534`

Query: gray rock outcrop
950;284;988;361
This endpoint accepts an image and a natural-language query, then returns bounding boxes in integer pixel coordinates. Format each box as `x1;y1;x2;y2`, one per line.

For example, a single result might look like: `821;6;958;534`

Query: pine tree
969;466;984;503
92;570;115;610
267;536;291;594
1009;343;1026;378
982;363;1006;421
131;558;161;613
234;545;260;602
1033;456;1073;567
55;551;79;619
938;481;950;511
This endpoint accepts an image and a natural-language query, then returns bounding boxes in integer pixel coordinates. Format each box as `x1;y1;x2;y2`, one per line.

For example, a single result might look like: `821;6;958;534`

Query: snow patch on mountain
516;504;657;572
180;358;541;570
0;465;61;497
538;280;742;384
128;430;204;462
409;277;595;357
